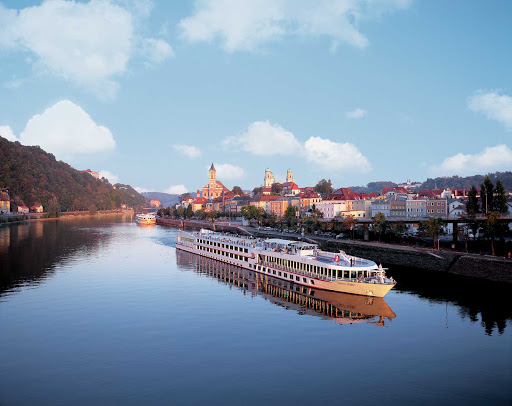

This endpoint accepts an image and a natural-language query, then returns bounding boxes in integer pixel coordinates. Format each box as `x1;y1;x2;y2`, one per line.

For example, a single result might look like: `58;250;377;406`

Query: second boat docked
176;229;396;297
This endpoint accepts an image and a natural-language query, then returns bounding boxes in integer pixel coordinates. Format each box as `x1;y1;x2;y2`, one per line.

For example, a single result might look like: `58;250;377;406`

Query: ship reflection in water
176;250;396;327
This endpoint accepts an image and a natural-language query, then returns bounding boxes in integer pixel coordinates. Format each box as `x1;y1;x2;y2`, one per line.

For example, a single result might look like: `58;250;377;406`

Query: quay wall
156;219;512;283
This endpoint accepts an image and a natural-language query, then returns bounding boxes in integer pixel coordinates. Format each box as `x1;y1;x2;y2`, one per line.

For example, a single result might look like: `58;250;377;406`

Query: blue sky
0;0;511;194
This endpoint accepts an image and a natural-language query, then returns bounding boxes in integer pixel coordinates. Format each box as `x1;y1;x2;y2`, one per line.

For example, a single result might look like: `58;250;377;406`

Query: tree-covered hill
421;172;512;190
0;136;147;211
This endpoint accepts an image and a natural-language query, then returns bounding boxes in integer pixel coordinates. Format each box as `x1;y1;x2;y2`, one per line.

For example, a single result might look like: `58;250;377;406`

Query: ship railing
256;261;393;285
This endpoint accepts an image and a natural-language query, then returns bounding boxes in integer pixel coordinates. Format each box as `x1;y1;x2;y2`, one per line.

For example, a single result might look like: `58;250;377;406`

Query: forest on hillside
421;171;512;190
0;137;147;211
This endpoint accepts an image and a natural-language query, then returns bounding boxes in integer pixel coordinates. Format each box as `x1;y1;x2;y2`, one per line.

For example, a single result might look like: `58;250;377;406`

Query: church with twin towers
264;168;294;187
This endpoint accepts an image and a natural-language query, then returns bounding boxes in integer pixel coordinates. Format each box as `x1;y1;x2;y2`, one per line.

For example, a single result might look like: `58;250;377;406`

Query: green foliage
419;217;446;249
422;171;512;190
480;176;494;214
176;206;185;218
241;205;265;220
284;205;298;226
232;186;243;196
0;137;146;211
252;187;263;195
372;212;388;241
314;179;333;194
271;182;283;195
186;204;193;219
466;185;479;214
494;179;508;213
88;204;98;215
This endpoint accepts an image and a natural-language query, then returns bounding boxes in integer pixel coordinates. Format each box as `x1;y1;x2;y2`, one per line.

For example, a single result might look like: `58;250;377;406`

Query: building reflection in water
176;250;396;327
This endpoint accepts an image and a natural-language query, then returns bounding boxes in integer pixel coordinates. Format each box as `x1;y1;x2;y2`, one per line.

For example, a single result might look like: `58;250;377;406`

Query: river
0;216;510;405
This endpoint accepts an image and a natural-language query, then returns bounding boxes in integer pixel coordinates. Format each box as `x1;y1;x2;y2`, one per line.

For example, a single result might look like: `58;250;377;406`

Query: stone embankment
156;219;512;283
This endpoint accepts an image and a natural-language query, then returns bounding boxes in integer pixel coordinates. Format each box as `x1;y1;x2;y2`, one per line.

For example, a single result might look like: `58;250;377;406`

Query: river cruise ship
176;229;396;297
136;213;156;225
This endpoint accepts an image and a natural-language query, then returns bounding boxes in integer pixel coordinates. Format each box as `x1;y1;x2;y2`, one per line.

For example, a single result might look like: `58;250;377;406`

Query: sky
0;0;511;195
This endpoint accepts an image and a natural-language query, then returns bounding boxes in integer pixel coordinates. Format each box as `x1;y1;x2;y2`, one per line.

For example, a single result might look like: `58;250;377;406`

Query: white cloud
165;184;189;194
173;144;201;158
346;108;367;119
10;100;116;160
305;136;372;172
468;91;512;131
431;145;512;176
212;163;245;180
0;125;18;142
224;120;371;172
99;170;119;184
140;38;174;65
224;120;303;156
180;0;411;52
0;0;172;99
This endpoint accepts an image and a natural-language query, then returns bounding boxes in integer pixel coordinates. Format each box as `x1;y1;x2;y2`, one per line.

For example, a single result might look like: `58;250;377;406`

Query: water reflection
0;216;129;297
391;266;512;336
176;250;396;327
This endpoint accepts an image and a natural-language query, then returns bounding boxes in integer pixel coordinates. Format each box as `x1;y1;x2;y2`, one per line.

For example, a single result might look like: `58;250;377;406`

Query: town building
30;203;44;213
406;199;426;218
425;199;447;217
389;197;406;218
268;197;300;217
202;164;230;199
298;192;322;213
17;206;29;214
371;198;391;218
286;169;294;183
264;168;275;187
282;181;300;196
0;189;10;214
250;195;279;213
81;169;100;179
149;198;161;208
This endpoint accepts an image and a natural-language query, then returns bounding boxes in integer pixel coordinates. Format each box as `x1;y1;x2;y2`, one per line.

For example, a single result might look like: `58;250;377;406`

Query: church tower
264;168;275;187
209;163;216;189
286;168;293;183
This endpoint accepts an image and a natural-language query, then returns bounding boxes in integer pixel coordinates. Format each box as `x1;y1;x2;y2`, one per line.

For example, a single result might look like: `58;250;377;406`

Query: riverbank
0;210;133;227
156;218;512;283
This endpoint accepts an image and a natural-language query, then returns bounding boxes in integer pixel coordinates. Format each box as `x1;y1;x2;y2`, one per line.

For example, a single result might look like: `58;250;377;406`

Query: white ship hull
176;230;395;297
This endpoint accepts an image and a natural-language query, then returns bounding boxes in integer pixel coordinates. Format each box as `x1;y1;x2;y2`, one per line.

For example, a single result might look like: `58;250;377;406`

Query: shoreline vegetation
0;210;133;227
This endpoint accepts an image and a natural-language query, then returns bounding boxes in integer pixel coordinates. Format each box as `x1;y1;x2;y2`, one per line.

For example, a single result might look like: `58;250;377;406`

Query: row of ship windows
264;256;335;277
197;239;249;253
249;264;314;285
197;245;249;261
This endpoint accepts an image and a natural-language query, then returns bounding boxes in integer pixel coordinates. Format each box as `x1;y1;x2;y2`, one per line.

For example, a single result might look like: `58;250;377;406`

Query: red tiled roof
298;192;321;198
194;197;208;204
282;182;299;189
382;186;410;195
325;188;360;201
253;195;280;202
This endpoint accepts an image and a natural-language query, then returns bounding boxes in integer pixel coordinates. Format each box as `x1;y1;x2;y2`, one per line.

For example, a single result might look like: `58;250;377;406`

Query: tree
241;205;265;221
342;214;356;239
180;192;191;202
185;204;193;219
176;206;184;218
271;182;283;195
232;186;243;196
372;213;387;242
47;198;61;218
88;204;98;215
457;222;470;253
284;205;298;227
389;221;407;239
315;179;333;194
493;179;508;213
466;185;479;214
480;176;494;214
252;186;263;195
419;217;446;249
207;210;217;221
483;211;500;256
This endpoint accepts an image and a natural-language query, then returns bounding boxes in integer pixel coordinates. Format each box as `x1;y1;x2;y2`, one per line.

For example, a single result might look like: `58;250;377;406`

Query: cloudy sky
0;0;511;194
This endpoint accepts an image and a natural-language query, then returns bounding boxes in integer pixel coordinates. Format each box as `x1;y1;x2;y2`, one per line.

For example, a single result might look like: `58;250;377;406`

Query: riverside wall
156;219;512;283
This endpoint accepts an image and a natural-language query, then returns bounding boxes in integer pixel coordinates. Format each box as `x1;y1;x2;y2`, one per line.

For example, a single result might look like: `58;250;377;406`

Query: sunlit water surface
0;217;510;405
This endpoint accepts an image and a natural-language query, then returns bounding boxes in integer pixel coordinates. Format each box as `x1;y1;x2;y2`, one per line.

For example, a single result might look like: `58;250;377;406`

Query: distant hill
420;171;512;190
142;192;180;207
349;181;397;194
0;136;147;211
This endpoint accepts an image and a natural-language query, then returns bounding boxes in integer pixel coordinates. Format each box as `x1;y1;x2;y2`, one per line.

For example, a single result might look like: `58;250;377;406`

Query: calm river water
1;216;511;405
